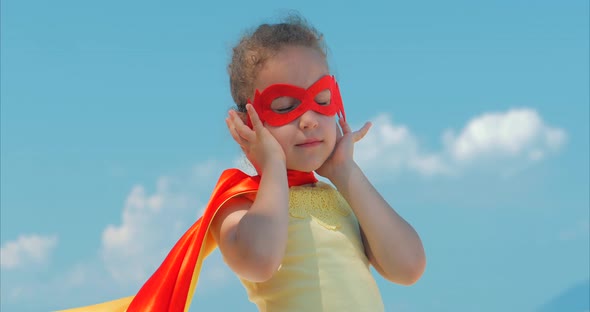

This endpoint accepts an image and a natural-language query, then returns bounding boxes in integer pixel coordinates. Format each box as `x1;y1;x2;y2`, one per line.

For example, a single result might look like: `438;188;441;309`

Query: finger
246;104;264;131
352;121;372;142
338;118;352;134
230;110;256;142
226;117;248;146
229;110;248;128
228;111;254;144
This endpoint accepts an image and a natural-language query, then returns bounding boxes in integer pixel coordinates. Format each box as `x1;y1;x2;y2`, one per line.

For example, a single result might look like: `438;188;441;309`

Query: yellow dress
240;182;384;311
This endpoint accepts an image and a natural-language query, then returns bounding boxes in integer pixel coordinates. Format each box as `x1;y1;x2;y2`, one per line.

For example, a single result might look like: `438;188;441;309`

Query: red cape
58;169;316;312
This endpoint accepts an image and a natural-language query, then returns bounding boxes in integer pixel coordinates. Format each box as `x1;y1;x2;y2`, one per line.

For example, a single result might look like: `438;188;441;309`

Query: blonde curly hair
228;14;327;112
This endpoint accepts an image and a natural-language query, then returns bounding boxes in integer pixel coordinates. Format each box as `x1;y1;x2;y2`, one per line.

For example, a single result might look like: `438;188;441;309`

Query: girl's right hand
226;103;286;174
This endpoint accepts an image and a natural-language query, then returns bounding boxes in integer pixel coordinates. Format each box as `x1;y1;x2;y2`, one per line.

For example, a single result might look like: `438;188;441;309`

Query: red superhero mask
247;75;346;127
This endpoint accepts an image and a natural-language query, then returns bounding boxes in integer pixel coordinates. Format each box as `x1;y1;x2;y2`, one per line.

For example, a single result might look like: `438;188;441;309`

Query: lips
296;139;323;147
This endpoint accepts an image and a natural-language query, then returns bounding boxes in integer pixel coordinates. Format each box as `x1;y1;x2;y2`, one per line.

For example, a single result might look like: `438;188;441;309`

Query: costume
58;169;318;312
57;75;383;311
240;182;384;311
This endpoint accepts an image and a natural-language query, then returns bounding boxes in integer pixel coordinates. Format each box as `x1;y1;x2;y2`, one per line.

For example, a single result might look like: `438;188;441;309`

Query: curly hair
228;15;327;112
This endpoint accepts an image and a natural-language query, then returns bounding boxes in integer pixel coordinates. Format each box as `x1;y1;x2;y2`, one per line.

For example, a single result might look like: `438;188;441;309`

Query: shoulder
210;193;256;244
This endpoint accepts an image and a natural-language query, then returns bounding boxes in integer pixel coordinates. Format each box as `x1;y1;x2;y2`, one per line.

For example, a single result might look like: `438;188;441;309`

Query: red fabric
126;169;317;312
247;75;345;127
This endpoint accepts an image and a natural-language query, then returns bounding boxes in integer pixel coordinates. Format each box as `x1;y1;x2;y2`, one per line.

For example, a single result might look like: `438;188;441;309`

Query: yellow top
240;182;384;312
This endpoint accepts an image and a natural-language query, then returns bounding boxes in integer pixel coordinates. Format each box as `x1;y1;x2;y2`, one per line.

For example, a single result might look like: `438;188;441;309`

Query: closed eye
271;97;301;113
276;105;295;113
314;89;331;106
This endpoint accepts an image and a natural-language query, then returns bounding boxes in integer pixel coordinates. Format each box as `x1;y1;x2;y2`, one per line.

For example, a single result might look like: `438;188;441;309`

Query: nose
298;110;319;130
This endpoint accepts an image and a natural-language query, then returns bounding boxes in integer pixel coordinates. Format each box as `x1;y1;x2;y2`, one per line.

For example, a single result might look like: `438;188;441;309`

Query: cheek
325;118;338;147
266;124;292;149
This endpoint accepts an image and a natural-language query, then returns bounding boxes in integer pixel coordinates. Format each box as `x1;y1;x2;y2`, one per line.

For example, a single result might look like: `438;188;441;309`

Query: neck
250;169;317;187
286;169;318;187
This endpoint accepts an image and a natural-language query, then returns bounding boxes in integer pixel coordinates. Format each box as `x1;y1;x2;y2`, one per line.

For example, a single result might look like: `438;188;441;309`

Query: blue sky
1;1;588;311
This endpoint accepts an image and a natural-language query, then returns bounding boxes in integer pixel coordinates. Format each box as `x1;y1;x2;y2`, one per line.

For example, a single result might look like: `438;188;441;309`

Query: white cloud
100;159;235;286
0;234;58;270
355;108;566;177
232;155;257;176
355;114;450;177
444;108;566;162
0;161;238;307
100;176;191;284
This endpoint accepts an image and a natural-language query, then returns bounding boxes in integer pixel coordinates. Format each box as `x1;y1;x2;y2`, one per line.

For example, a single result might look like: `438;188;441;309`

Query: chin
288;159;326;173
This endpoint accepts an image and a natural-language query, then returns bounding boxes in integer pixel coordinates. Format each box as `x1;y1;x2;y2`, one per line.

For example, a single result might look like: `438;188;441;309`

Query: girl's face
252;45;338;172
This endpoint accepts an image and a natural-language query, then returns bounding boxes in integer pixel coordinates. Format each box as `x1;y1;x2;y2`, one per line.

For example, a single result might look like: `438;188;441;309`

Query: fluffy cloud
0;158;233;305
355;114;450;176
101;177;191;284
355;108;566;176
1;234;58;270
100;159;232;285
443;108;566;162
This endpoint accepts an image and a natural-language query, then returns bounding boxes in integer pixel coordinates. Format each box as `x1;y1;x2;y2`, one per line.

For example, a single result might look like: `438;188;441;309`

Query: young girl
59;15;425;312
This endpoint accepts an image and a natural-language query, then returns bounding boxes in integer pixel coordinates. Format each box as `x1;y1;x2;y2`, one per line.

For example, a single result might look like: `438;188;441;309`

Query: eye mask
247;75;346;127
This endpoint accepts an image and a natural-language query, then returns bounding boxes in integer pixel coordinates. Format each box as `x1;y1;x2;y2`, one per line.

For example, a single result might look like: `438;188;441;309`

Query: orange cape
58;169;317;312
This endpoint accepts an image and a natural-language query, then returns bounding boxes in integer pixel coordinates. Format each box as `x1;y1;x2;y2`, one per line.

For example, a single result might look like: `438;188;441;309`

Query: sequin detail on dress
288;182;350;230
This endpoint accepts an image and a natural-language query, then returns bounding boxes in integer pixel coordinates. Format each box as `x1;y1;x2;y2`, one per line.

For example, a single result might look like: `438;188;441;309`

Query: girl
59;15;425;312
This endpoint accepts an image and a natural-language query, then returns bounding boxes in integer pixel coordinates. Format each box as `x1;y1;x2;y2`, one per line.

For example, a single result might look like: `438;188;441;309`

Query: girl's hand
226;104;286;174
316;118;371;183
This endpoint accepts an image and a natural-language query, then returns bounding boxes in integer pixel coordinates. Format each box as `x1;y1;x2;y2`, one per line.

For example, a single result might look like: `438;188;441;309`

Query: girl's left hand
316;118;371;183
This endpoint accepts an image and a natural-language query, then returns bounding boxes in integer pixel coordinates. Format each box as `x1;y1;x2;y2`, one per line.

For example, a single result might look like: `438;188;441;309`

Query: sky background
1;1;589;311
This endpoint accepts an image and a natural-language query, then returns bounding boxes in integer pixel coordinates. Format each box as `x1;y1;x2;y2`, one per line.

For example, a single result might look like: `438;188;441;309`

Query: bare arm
210;104;290;282
331;163;426;285
210;159;289;282
317;118;426;285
